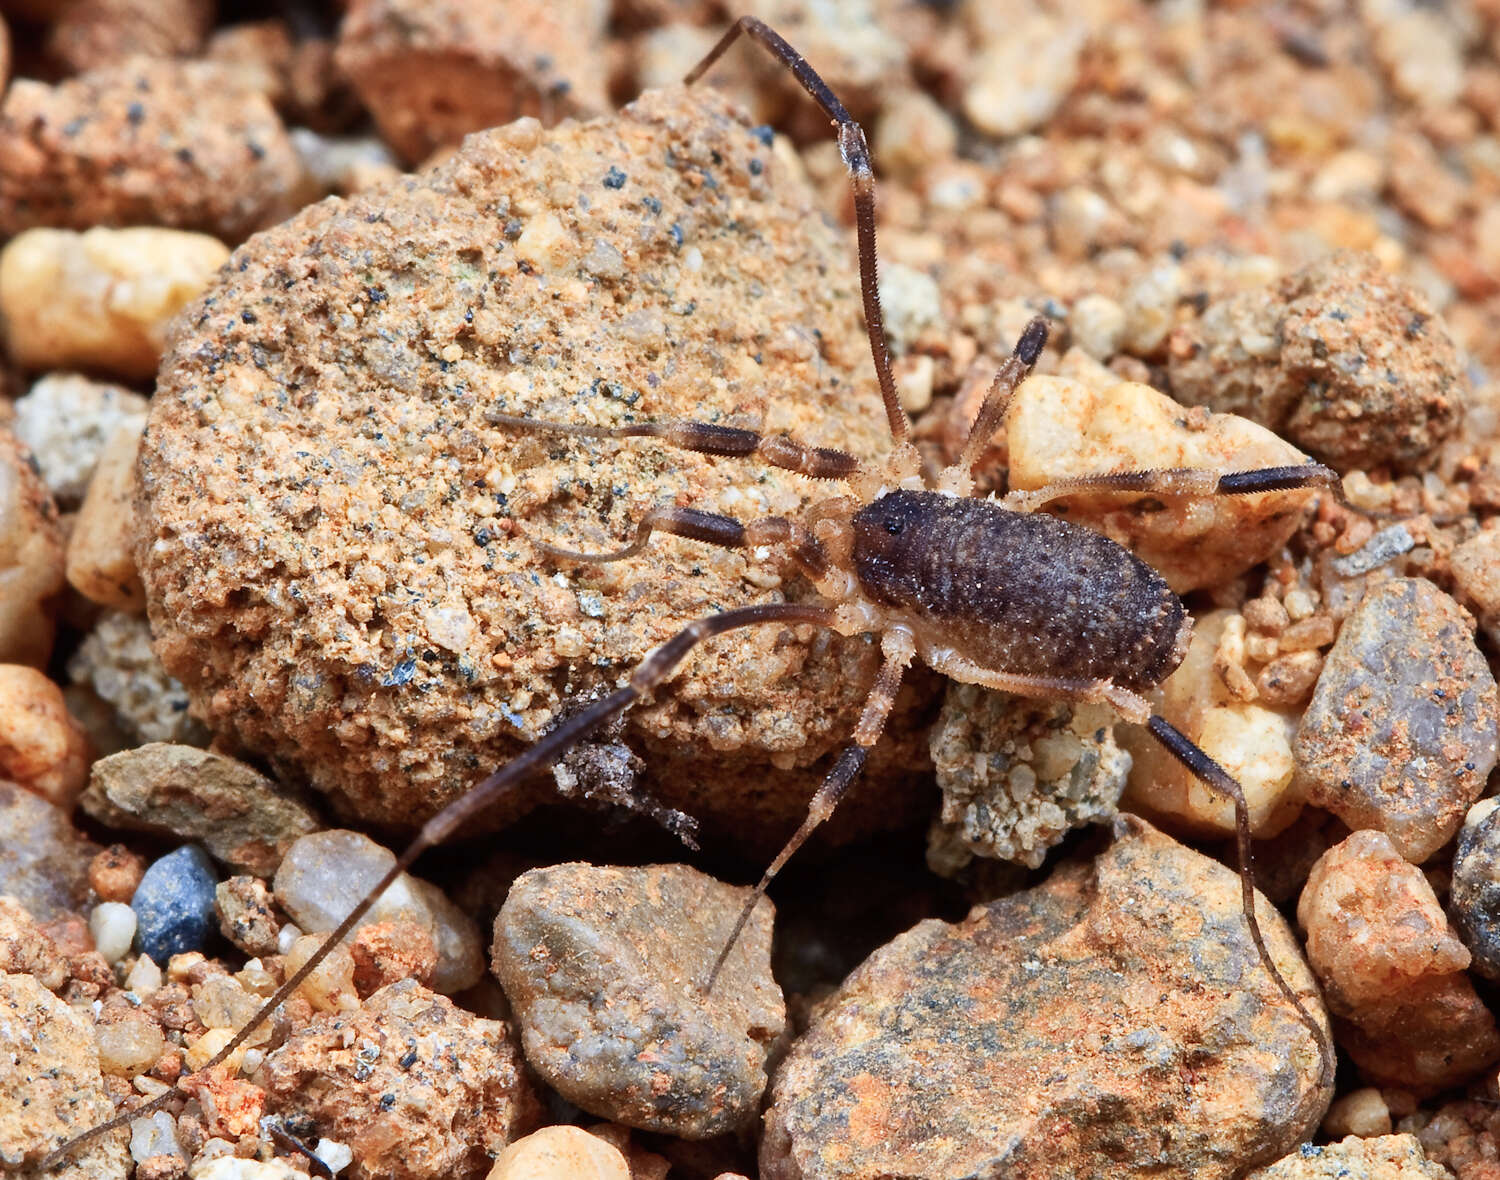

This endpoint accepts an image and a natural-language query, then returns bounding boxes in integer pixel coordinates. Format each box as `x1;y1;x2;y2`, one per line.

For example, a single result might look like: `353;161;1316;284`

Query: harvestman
45;15;1336;1171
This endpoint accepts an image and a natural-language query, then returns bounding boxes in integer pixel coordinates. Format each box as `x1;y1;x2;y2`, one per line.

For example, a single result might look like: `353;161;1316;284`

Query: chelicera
49;15;1337;1171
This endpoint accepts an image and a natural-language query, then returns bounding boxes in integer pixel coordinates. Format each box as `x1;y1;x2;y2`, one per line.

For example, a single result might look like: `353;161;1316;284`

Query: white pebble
314;1139;354;1175
276;923;303;955
125;953;163;997
90;901;137;964
130;1110;182;1164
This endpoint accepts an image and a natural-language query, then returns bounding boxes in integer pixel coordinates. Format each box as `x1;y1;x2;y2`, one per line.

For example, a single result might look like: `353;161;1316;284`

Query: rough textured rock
137;85;908;846
65;419;147;610
493;862;785;1138
1246;1135;1454;1180
1122;609;1304;839
68;610;207;745
0;970;128;1177
335;0;610;164
1005;371;1320;593
1167;252;1465;472
926;685;1129;872
1451;797;1500;979
762;819;1331;1180
0;58;305;241
0;895;65;990
1450;528;1500;648
1294;578;1498;863
83;743;318;878
273;829;483;994
213;875;280;958
1298;830;1500;1092
131;845;220;963
45;0;214;73
0;781;100;920
257;979;541;1180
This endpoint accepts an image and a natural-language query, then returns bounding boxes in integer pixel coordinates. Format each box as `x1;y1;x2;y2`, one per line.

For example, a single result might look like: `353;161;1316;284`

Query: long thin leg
40;600;839;1173
537;504;831;581
1002;462;1342;514
490;411;861;480
1147;714;1334;1088
937;317;1050;496
685;16;913;449
702;625;916;992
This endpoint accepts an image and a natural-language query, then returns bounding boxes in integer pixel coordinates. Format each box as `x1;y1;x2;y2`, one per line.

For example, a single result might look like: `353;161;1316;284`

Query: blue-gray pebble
132;845;219;961
1452;800;1500;980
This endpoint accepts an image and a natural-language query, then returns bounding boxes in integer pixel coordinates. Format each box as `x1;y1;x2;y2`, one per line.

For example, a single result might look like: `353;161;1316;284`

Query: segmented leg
489;412;860;480
685;16;913;449
938;316;1051;496
702;625;916;992
40;601;838;1173
1147;714;1335;1088
1002;462;1342;513
537;504;831;580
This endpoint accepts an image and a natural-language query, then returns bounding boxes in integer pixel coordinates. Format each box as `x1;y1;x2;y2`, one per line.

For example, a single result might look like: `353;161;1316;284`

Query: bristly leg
1146;714;1335;1087
702;626;916;992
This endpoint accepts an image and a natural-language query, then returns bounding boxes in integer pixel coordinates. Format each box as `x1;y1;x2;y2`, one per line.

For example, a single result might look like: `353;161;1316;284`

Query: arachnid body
50;15;1340;1173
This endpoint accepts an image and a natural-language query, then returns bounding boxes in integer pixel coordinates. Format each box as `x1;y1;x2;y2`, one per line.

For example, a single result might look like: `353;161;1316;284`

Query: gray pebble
1451;798;1500;979
132;845;219;962
1294;577;1498;862
492;862;785;1138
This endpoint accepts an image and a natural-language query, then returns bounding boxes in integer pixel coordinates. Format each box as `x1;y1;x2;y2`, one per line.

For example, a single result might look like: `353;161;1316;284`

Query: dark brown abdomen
853;489;1186;691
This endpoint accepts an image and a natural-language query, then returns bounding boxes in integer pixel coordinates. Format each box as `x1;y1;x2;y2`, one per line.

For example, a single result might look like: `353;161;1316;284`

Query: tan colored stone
0;58;306;241
487;1125;631;1180
1298;831;1500;1092
0;228;229;380
763;819;1330;1179
0;427;65;668
259;980;541;1180
1006;372;1318;593
137;85;915;849
66;420;146;611
0;970;128;1177
1121;610;1303;839
0;664;91;810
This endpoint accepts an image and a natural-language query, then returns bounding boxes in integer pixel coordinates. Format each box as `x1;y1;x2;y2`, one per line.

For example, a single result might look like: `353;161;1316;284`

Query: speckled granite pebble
257;979;540;1180
0;781;100;921
762;819;1330;1180
493;862;784;1138
1167;252;1465;472
131;845;219;962
1294;578;1498;863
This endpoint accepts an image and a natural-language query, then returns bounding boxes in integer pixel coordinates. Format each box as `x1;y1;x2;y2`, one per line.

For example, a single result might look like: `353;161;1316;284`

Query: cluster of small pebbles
5;1;1500;1179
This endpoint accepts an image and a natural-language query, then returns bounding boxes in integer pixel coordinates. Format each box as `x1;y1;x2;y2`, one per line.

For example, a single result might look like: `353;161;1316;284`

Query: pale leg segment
702;626;917;992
